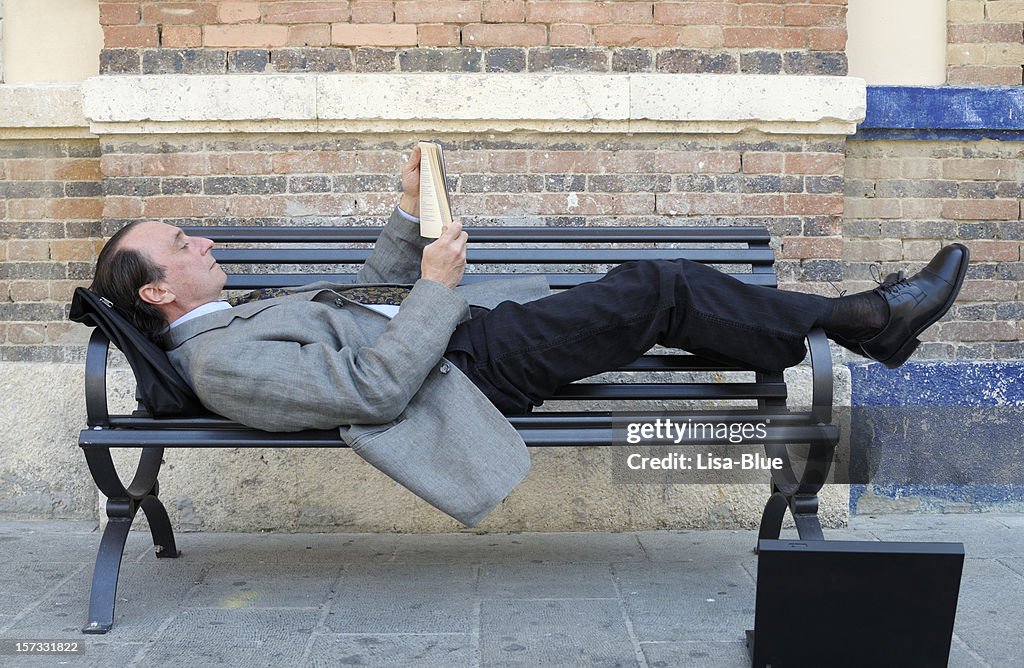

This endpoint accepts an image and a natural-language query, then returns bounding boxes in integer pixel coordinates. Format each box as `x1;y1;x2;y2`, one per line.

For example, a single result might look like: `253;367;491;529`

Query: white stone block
82;75;316;123
0;83;87;129
317;73;631;122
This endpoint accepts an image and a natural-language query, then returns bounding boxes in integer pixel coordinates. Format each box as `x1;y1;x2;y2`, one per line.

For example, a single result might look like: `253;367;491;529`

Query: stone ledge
0;83;92;138
81;73;866;136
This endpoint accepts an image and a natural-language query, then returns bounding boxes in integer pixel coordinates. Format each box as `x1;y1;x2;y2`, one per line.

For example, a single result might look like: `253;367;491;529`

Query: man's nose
199;237;214;254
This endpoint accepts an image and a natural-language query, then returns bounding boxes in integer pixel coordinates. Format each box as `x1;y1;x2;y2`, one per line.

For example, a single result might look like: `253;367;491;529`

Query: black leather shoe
828;271;903;356
860;244;969;368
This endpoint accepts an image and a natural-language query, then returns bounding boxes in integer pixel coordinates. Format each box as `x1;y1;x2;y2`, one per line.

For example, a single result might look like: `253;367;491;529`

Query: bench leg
757;491;824;544
81;446;178;633
82;512;133;634
141;490;179;559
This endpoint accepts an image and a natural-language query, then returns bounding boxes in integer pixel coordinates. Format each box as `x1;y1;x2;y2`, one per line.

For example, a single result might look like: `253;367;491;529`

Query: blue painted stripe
852;128;1024;141
861;85;1024;131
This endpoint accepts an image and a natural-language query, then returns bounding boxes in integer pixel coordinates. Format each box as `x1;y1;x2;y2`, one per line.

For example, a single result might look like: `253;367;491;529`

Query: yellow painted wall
2;0;102;83
847;0;948;85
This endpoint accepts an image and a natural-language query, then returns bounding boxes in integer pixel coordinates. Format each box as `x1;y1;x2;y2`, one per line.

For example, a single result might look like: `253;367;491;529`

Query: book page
418;141;453;238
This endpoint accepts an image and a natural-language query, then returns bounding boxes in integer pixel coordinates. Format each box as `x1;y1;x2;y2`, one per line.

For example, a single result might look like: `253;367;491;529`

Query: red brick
104;197;144;218
463;23;546;46
8;324;46;345
279;194;358;216
655;2;738;25
208;153;274;175
419;24;461;46
656;192;741;215
263;1;350;23
226;195;288;217
6;200;49;220
785;152;844;175
540;193;655;215
101;154;143;178
142;154;209;176
104;25;159;47
141;2;218;24
144;196;227;218
784;4;845;26
939;321;1018;342
679;25;724;47
959;280;1018;301
941;199;1019;221
333;23;418;45
785;193;844;215
742;152;785;174
723;26;804;48
528;2;611;24
51;199;104;220
549;24;590;46
610;2;653;24
162;25;203;47
593;24;680;47
204;24;290;47
352;1;396;23
219;1;262;23
288;23;332;45
807;26;846;51
50;239;102;261
10;283;50;303
99;2;140;25
7;240;50;261
3;159;54;180
482;0;526;23
395;1;482;23
948;23;1024;44
844;197;901;219
681;151;741;173
962;240;1020;262
739;4;784;25
782;236;842;260
271;151;355;173
44;321;78;343
948;65;1023;86
742;193;785;215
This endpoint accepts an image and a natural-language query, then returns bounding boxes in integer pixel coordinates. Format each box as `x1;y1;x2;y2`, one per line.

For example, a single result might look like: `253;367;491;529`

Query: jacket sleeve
180;279;470;432
356;207;431;284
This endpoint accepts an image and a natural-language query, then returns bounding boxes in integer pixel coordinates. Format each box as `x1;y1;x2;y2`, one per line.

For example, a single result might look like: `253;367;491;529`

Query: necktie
226;287;294;306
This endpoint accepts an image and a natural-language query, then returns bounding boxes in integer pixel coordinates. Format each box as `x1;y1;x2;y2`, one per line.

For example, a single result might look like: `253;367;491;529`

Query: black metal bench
76;224;839;634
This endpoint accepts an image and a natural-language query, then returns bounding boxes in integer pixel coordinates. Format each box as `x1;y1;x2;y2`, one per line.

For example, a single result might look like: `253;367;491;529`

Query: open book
418;141;454;238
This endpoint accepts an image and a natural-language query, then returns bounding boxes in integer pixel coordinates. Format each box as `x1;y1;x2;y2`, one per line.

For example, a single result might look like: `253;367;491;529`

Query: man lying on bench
87;146;969;523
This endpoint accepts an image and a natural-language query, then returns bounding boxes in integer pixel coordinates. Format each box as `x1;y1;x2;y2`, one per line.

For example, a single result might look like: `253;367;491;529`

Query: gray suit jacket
166;209;549;526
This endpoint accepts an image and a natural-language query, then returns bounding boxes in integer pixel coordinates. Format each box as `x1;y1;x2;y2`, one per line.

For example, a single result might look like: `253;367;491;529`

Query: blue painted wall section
848;361;1024;512
854;86;1024;141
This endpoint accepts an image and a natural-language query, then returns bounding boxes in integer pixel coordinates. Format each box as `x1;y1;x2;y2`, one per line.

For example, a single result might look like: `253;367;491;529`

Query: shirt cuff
396;206;420;223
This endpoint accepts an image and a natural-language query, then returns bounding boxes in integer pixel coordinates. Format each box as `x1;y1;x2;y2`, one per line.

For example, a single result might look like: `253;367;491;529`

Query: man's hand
399;145;421;218
421;221;467;289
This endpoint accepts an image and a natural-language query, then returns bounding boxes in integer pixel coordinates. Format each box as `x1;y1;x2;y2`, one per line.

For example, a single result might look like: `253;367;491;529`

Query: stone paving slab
0;516;1022;666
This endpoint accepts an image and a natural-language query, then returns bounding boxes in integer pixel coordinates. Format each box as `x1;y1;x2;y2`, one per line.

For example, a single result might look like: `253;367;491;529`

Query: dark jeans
445;259;833;415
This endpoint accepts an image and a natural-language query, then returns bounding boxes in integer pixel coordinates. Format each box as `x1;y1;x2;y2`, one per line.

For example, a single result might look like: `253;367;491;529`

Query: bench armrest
85;328;112;427
805;327;834;424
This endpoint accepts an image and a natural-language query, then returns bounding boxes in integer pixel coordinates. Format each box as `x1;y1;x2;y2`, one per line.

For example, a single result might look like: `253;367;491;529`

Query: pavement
0;514;1021;667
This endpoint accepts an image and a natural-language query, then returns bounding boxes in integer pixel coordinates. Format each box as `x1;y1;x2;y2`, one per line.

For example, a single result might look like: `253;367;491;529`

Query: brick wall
0;139;104;362
845;139;1024;359
97;0;848;75
948;0;1024;85
99;131;844;272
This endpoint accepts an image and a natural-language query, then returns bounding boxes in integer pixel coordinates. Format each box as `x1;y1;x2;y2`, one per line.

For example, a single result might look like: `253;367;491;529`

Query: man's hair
90;221;169;341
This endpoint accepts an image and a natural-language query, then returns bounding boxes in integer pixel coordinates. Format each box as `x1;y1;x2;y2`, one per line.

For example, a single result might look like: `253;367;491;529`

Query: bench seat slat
213;248;776;265
223;273;779;289
552;382;787;400
80;423;837;448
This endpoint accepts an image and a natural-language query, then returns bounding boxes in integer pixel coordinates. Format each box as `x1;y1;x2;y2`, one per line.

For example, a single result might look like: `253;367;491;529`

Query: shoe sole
877;243;970;369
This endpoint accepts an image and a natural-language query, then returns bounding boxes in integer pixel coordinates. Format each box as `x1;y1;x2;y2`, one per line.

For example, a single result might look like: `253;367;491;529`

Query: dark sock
818;291;889;341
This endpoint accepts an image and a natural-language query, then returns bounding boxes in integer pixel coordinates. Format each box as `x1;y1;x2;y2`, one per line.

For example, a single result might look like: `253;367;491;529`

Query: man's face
121;221;227;314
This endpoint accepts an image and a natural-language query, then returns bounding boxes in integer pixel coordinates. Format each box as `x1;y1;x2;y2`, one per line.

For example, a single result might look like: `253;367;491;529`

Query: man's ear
138;282;175;306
